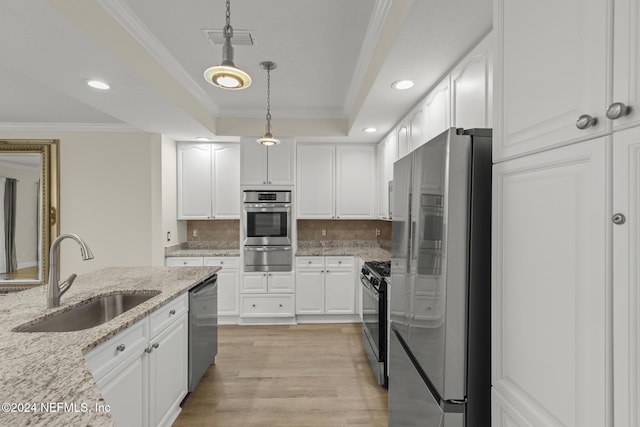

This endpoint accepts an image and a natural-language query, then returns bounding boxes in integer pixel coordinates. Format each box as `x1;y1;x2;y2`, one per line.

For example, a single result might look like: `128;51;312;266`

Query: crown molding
0;122;139;132
97;0;220;115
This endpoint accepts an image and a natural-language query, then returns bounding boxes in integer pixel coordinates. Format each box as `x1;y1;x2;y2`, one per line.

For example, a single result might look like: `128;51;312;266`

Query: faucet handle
59;273;77;296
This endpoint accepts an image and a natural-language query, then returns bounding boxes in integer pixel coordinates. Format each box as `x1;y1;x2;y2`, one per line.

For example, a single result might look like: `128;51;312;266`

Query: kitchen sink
15;291;161;332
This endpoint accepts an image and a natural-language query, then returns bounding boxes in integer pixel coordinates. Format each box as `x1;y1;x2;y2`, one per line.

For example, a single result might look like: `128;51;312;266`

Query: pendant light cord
266;67;272;134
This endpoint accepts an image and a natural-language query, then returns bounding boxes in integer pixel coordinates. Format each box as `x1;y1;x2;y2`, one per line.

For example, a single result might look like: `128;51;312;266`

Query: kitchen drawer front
149;293;188;338
241;294;295;317
203;256;239;269
165;257;204;267
325;256;354;269
295;257;324;270
85;317;149;381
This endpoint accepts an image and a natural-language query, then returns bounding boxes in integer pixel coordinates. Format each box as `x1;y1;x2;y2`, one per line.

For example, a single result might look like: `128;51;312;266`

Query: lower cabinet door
148;314;188;427
217;268;240;315
295;270;324;314
97;350;147;427
325;269;355;314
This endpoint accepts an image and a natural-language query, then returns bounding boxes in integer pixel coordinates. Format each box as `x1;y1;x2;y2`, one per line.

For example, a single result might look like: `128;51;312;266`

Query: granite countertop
295;241;391;262
0;266;218;427
166;248;240;257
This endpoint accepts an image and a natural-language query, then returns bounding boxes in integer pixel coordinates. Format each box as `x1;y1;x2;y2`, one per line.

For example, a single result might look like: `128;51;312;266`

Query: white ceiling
0;0;492;143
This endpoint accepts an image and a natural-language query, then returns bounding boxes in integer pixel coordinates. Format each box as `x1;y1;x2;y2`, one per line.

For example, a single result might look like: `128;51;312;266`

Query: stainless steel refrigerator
388;128;492;426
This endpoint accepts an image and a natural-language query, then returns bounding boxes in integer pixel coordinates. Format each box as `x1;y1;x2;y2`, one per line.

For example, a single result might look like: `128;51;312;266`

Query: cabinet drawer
241;295;295;317
149;293;188;338
165;257;204;267
325;256;354;269
204;257;239;269
296;257;324;269
85;317;149;381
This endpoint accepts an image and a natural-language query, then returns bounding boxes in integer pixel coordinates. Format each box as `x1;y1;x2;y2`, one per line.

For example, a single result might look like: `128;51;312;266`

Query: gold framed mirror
0;139;59;291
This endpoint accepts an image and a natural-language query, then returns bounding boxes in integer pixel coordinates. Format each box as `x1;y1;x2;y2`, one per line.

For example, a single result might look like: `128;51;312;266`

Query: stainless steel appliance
188;274;218;392
360;260;390;387
243;190;292;272
389;128;492;426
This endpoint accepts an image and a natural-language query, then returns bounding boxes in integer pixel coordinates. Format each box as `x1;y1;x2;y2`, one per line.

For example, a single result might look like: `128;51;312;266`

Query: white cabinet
492;139;609;427
295;256;355;316
409;107;425;149
166;256;240;319
494;0;609;161
378;132;397;220
240;137;295;185
612;126;640;427
86;294;189;427
296;145;334;218
240;271;295;318
612;0;640;131
451;33;493;130
204;257;240;317
297;144;376;219
424;77;450;142
177;142;240;219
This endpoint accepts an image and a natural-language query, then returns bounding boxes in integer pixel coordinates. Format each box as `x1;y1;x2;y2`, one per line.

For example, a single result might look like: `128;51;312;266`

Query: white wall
0;130;168;278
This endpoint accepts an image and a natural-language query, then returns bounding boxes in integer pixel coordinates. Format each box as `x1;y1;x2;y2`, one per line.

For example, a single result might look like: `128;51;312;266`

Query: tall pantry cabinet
492;1;640;427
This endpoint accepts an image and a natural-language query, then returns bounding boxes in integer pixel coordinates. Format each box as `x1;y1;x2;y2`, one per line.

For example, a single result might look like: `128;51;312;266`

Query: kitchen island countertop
0;266;218;427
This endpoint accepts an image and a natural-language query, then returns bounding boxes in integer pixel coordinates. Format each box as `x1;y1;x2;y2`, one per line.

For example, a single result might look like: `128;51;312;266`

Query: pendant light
203;0;251;90
256;61;281;146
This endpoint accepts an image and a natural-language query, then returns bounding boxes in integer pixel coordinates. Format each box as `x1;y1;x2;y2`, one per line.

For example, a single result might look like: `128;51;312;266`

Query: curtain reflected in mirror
0;156;40;280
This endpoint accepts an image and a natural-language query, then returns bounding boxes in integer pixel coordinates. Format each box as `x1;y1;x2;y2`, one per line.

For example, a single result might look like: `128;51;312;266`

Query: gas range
361;260;391;291
360;259;391;388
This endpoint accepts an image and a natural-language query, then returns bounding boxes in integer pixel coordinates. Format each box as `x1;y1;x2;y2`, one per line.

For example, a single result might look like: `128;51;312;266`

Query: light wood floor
0;265;38;280
174;323;388;427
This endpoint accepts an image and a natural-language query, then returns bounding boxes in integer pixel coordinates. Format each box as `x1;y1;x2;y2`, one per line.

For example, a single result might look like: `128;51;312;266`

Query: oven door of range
243;204;291;246
360;274;382;358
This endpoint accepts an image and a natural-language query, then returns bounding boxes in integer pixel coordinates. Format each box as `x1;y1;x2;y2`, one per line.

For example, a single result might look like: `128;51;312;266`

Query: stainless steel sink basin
15;291;161;332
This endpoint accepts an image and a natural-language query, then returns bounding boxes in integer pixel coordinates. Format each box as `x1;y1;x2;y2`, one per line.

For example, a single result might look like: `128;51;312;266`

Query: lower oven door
244;246;292;272
361;274;381;355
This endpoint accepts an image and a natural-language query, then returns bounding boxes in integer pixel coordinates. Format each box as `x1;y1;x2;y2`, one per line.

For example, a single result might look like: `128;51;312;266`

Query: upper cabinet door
451;33;493;130
240;138;268;185
494;0;609;161
336;145;376;219
424;77;451;142
212;143;240;218
612;0;640;130
177;143;212;219
297;145;335;218
266;138;295;185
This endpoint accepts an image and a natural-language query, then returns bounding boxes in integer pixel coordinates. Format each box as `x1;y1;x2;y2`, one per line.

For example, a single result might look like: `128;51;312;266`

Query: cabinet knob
612;213;626;225
279;304;283;308
220;261;224;265
575;114;597;129
169;309;176;315
263;181;267;184
152;342;160;349
338;261;342;264
606;102;631;120
116;344;126;352
183;261;187;265
307;261;311;264
263;273;267;277
144;345;152;353
252;304;256;308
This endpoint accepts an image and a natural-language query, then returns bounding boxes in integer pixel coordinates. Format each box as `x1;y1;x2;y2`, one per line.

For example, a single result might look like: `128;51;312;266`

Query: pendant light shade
204;0;251;90
257;61;280;146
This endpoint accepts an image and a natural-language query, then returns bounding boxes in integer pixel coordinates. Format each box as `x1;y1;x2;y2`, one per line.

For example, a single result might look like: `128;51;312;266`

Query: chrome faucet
47;233;94;309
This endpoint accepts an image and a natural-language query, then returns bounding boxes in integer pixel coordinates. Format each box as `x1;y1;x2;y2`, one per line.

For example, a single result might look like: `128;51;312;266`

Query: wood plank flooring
174;323;388;427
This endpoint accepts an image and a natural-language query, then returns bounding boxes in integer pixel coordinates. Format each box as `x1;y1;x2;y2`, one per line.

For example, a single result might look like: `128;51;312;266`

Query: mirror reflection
0;140;58;290
0;154;41;280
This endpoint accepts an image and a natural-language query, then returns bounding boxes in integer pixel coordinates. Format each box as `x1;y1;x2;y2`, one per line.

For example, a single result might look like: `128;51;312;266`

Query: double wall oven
243;190;292;272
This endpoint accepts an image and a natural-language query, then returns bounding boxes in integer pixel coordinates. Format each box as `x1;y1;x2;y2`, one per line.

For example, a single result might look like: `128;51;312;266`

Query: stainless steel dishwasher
188;274;218;392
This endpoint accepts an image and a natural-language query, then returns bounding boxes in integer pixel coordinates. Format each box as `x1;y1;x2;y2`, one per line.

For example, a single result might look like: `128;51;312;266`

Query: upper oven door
244;204;292;246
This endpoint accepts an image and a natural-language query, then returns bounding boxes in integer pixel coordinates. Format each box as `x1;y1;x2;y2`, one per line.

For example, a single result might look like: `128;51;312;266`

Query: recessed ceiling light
391;80;414;90
363;127;377;133
195;137;212;142
87;80;110;90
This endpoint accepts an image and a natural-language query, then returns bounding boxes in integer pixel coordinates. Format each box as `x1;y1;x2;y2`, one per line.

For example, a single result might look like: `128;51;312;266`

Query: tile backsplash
187;220;240;244
297;219;391;247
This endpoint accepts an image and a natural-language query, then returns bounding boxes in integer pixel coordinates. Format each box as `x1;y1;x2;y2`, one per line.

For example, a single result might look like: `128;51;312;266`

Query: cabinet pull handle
606;102;632;120
152;343;160;349
575;114;597;129
116;344;126;352
145;345;152;353
612;213;626;225
169;309;176;315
